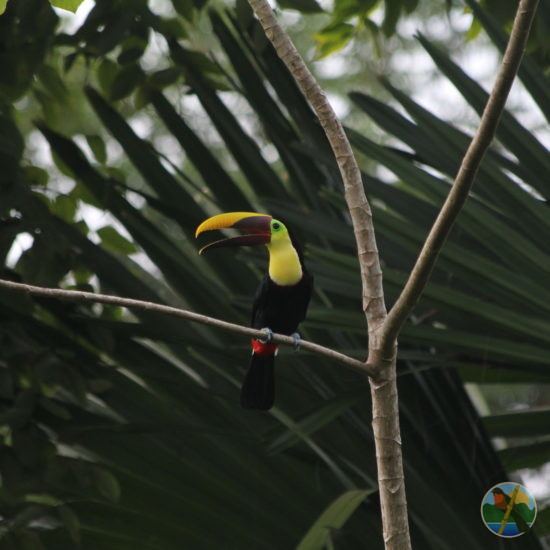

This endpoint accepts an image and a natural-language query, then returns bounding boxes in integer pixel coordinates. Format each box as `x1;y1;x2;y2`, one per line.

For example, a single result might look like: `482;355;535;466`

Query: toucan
195;212;313;410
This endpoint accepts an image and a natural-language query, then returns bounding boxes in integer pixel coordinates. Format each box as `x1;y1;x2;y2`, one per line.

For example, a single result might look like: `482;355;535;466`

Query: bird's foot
259;327;273;344
291;332;301;352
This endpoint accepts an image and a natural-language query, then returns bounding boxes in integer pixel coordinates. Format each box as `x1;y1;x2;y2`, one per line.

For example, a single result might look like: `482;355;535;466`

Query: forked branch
242;0;539;548
244;0;408;547
0;1;538;549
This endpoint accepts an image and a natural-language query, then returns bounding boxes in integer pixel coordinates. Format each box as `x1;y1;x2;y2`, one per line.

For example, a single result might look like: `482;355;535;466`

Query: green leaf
34;88;59;127
333;0;378;21
401;325;550;367
39;123;233;318
417;33;550;196
382;0;401;36
148;67;183;89
465;0;550;121
85;134;107;164
498;440;550;471
0;1;57;102
466;17;482;41
0;114;25;183
51;194;77;221
117;37;148;65
150;89;253;211
12;530;46;550
296;490;373;550
70;181;102;209
172;0;195;21
97;226;138;255
535;507;550;536
277;0;324;14
456;363;550;384
268;393;364;455
314;22;355;59
0;369;14;399
154;17;189;40
168;42;289;202
39;397;73;420
84;86;205;225
72;265;93;285
37;65;69;102
484;409;550;438
402;0;418;14
96;58;119;98
93;467;121;502
24;165;49;187
211;11;334;212
108;64;145;102
0;285;35;316
176;49;222;75
50;0;85;12
25;493;63;506
58;505;81;543
134;85;152;110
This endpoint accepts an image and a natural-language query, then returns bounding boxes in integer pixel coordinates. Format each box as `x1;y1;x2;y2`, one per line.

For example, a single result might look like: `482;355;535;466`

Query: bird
491;487;530;533
196;212;313;410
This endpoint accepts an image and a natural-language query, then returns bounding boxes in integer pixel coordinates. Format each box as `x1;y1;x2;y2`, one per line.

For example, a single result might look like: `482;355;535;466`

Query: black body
251;272;313;334
240;267;313;410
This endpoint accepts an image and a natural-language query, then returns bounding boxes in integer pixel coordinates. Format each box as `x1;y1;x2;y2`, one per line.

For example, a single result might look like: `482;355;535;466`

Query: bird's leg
259;327;273;344
291;332;301;352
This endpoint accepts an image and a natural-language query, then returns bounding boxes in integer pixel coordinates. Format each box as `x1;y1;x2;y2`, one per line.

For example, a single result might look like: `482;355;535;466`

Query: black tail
240;353;275;410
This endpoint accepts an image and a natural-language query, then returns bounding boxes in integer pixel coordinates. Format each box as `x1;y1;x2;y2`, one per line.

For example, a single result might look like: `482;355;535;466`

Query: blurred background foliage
1;0;549;548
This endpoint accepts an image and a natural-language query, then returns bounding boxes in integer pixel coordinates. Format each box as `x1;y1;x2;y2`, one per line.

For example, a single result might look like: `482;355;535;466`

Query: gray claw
259;327;273;344
291;332;301;352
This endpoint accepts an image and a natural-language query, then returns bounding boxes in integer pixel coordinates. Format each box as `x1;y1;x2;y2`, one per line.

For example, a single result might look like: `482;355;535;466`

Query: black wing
250;271;313;335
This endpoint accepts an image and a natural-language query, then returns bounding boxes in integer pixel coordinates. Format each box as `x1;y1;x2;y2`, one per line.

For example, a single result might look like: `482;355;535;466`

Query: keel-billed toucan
196;212;313;410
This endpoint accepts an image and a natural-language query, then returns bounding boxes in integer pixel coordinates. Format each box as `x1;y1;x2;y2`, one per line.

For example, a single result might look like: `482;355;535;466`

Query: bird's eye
272;222;281;231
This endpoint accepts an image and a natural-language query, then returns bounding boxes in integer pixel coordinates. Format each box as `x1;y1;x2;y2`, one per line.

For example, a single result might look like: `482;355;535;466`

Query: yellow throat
266;236;302;286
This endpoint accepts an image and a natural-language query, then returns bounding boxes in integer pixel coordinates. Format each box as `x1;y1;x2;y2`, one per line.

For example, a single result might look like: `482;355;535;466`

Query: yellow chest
267;243;303;286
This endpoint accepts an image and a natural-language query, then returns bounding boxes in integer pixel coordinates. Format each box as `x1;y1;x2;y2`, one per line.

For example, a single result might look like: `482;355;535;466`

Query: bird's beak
195;212;272;255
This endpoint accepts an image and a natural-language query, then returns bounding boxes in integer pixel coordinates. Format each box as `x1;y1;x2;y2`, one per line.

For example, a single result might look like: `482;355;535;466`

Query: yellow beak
195;211;272;255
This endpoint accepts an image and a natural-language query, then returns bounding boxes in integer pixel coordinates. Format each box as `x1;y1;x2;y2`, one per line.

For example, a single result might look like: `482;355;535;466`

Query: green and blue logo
481;482;537;537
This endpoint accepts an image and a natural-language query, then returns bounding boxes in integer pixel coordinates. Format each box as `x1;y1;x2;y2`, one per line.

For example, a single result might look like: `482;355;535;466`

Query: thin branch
244;2;411;548
381;0;540;352
0;278;375;376
246;0;387;349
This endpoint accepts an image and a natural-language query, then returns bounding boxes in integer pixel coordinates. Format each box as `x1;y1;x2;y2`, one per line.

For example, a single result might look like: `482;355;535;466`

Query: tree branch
4;2;536;548
0;277;375;376
381;0;540;352
244;1;410;548
246;0;387;349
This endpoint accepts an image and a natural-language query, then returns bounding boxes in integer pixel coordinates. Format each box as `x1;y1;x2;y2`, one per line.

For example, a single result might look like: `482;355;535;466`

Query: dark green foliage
0;0;58;102
0;0;549;548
